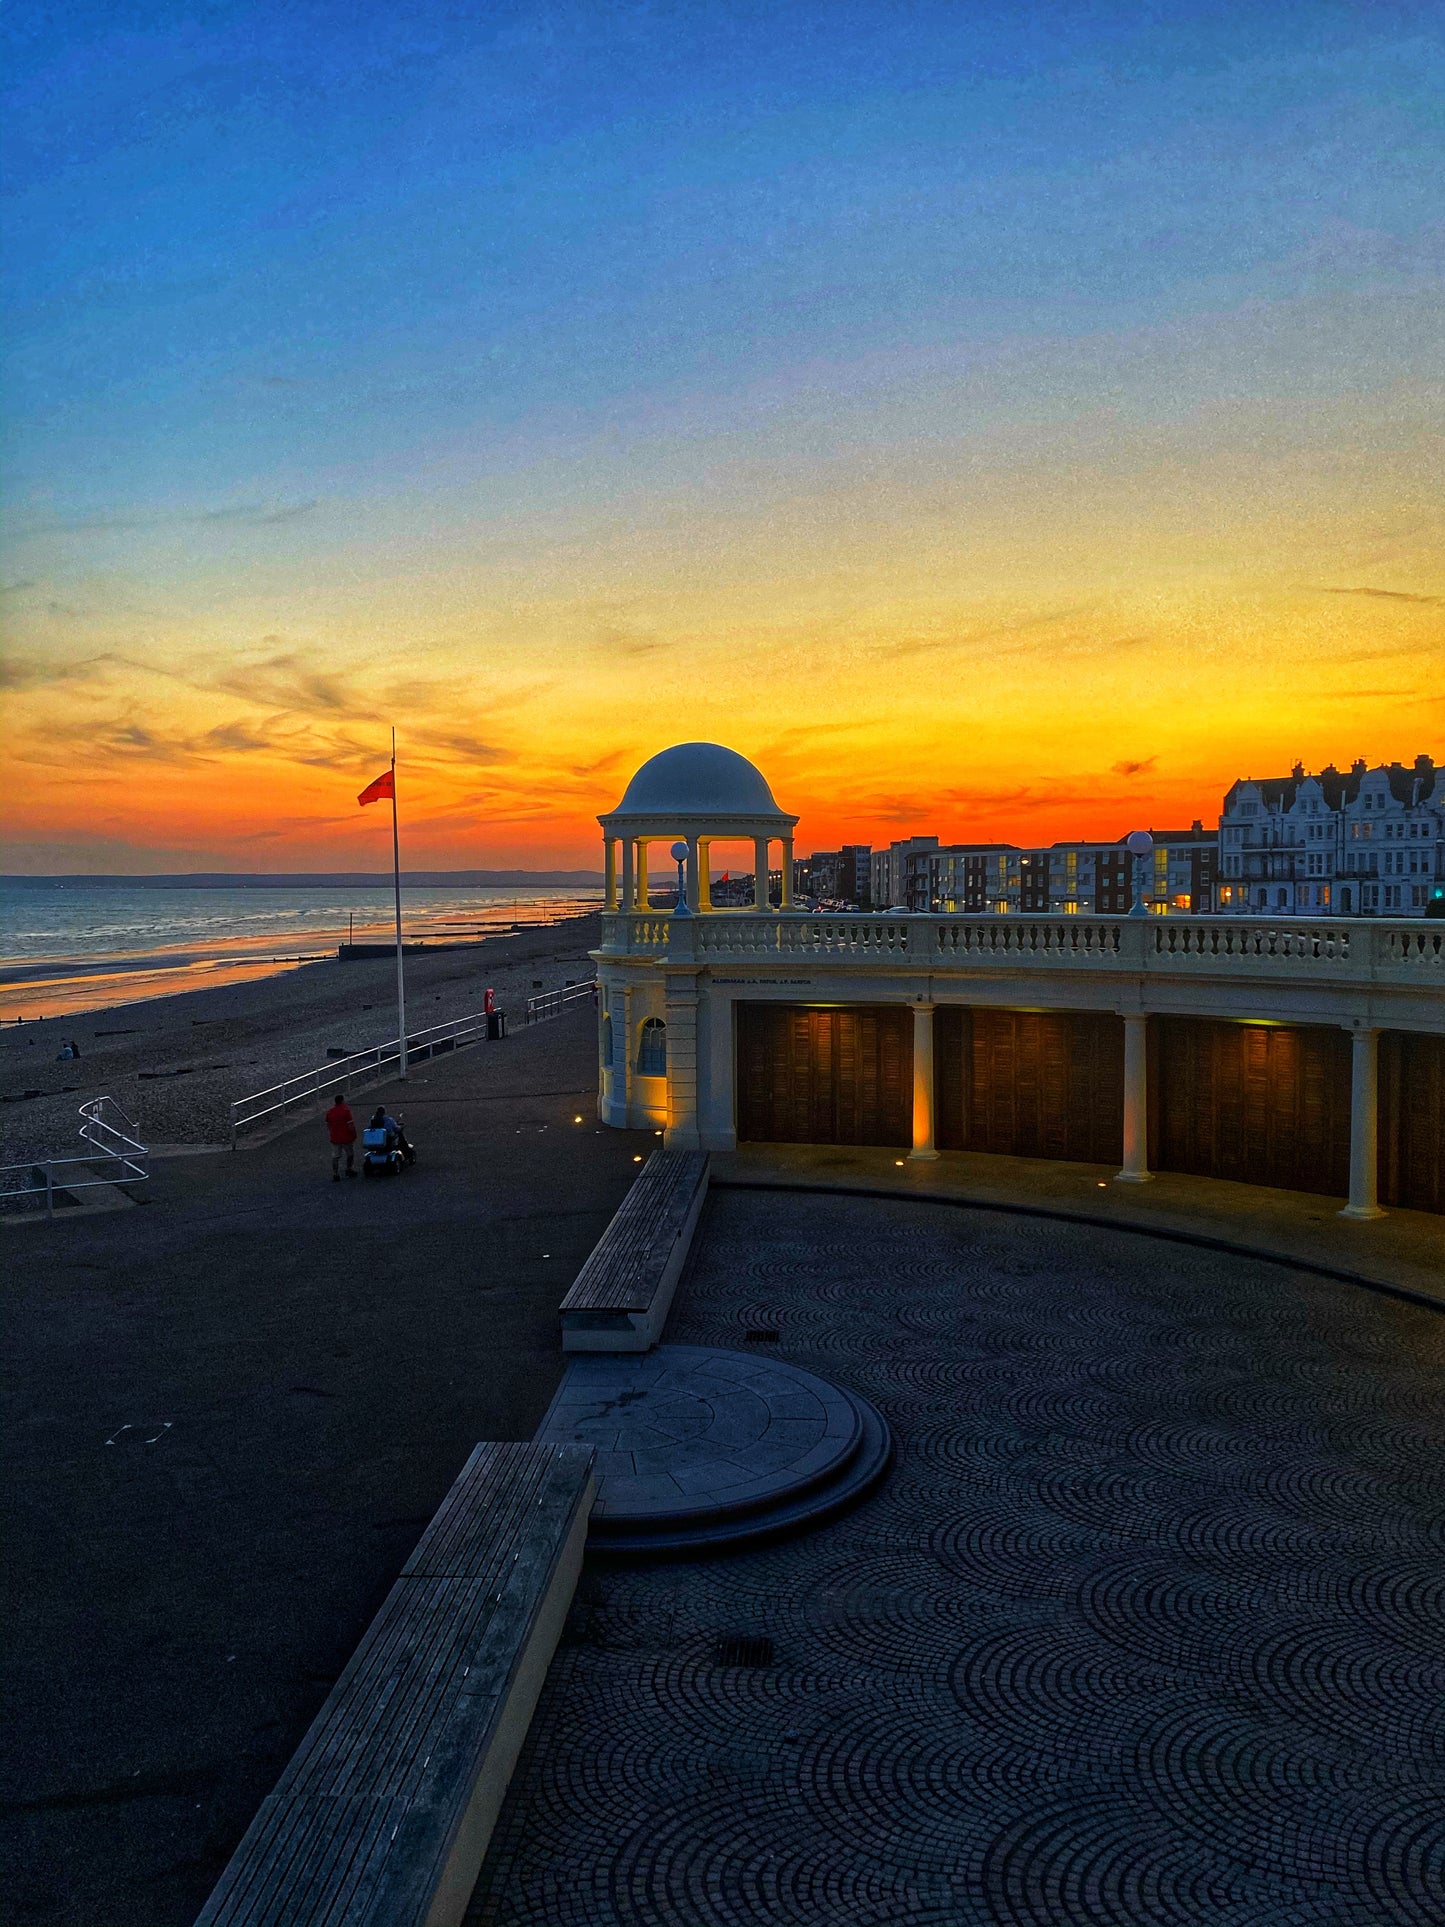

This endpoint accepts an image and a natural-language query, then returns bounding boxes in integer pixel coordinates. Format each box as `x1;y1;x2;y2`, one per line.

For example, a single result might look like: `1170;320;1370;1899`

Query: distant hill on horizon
4;870;604;889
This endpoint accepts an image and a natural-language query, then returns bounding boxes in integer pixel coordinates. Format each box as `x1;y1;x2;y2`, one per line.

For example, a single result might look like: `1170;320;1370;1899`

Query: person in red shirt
325;1092;357;1180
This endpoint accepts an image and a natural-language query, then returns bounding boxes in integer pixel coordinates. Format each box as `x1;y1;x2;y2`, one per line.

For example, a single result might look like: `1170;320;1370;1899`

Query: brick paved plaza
471;1188;1445;1926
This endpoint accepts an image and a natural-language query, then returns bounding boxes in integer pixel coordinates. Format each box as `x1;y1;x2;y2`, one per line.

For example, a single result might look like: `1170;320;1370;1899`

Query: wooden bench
195;1440;595;1927
559;1149;709;1353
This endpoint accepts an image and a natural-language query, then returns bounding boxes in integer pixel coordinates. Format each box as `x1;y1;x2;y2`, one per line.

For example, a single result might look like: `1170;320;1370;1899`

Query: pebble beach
0;914;601;1166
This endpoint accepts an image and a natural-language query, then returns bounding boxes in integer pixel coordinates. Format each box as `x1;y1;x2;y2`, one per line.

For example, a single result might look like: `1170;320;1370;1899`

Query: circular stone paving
538;1345;864;1524
474;1191;1445;1927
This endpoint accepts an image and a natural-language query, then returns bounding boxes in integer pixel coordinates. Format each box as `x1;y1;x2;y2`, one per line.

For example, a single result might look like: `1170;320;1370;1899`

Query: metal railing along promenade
524;981;596;1023
0;1095;149;1219
230;981;597;1144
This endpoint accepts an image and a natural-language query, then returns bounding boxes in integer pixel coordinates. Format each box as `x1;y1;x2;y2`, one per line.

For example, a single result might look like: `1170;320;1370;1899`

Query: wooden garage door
935;1007;1124;1164
1153;1016;1350;1197
1379;1030;1445;1214
735;1004;912;1146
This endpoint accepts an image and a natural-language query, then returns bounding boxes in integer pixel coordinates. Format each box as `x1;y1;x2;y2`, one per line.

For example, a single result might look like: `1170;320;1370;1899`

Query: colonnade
603;833;795;912
901;1003;1386;1220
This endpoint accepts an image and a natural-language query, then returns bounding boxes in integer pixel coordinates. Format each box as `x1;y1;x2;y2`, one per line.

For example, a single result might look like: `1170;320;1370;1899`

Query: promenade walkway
0;1006;651;1927
472;1183;1445;1925
715;1142;1445;1308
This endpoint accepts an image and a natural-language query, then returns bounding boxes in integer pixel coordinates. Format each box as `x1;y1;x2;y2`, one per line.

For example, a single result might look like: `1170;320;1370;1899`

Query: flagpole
391;726;407;1080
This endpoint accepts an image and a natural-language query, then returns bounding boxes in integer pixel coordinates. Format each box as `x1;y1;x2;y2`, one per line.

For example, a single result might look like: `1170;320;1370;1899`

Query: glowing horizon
3;3;1441;874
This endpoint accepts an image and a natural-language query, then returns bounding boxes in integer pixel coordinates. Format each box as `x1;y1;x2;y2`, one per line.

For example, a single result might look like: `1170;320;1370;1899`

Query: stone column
696;840;713;912
603;838;617;911
634;839;649;911
620;838;633;916
910;1002;939;1160
699;990;737;1151
597;985;614;1121
1340;1026;1384;1220
1115;1013;1152;1182
780;837;794;908
684;837;700;914
753;837;770;910
620;984;634;1127
663;973;701;1148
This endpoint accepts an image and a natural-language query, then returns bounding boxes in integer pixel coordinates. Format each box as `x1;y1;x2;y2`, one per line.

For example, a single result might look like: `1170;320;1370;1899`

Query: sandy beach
0;914;601;1165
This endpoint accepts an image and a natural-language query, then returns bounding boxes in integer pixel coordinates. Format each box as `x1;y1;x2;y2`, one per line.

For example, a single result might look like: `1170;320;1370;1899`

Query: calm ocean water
0;882;600;1019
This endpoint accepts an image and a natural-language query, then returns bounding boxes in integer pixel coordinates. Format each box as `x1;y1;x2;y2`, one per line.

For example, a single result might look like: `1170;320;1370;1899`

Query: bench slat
560;1150;708;1313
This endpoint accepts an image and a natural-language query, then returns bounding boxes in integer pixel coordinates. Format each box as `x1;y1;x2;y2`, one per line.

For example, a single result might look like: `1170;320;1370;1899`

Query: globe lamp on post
671;840;693;918
1126;830;1154;918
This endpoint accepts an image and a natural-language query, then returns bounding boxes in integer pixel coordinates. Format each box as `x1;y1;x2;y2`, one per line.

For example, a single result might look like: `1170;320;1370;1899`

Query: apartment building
796;843;874;907
869;836;939;911
1218;755;1443;916
920;825;1216;916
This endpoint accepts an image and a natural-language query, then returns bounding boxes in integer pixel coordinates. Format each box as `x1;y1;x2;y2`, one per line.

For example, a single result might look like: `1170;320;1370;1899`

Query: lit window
636;1018;666;1076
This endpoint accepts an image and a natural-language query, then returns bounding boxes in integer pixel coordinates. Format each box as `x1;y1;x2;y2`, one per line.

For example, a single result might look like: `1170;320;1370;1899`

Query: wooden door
934;1007;1124;1164
1379;1030;1445;1214
735;1004;911;1146
1154;1017;1350;1197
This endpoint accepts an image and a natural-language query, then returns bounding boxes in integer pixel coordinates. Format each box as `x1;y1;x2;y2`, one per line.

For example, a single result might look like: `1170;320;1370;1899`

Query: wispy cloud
1321;586;1441;605
213;652;362;718
19;501;320;536
595;624;671;658
568;749;628;778
853;780;1118;825
767;721;871;746
1316;688;1412;700
410;728;511;765
203;721;274;753
1111;757;1158;777
868;605;1117;664
0;650;129;690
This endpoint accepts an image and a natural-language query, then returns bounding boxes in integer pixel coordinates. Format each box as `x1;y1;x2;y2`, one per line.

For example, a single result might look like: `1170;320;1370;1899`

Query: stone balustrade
599;910;1445;988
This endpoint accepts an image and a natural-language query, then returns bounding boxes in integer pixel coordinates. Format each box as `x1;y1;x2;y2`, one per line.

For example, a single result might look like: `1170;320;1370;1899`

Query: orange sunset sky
3;4;1441;874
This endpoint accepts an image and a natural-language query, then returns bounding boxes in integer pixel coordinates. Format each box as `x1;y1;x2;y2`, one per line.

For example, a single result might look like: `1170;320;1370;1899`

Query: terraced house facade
1219;754;1444;917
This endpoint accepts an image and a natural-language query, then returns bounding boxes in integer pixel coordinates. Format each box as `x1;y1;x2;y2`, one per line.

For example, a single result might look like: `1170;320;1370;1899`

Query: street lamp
670;840;692;917
1125;830;1154;918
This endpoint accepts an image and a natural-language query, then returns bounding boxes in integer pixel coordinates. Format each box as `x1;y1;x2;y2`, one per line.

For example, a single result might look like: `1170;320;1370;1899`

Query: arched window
601;1012;613;1067
637;1018;666;1077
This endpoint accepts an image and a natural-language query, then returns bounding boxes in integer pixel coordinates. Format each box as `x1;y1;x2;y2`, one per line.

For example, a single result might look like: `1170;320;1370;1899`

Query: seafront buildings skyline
790;751;1443;917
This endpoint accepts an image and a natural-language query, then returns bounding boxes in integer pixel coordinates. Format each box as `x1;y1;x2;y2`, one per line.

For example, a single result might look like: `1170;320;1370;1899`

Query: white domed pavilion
599;742;798;913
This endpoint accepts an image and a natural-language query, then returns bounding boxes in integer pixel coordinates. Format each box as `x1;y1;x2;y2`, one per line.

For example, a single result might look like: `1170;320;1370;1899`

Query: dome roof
607;742;788;820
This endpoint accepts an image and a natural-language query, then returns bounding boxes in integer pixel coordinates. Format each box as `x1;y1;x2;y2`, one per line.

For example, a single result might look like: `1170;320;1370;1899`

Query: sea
0;881;601;1021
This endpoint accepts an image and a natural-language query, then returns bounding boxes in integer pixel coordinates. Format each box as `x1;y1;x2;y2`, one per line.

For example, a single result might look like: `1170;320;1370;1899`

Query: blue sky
6;1;1441;516
2;1;1441;867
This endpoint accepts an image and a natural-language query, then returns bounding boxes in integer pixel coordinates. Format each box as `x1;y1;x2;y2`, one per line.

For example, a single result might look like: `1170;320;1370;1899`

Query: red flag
357;769;394;806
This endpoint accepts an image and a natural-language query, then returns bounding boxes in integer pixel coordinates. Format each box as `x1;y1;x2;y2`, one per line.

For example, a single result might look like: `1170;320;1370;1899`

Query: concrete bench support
195;1440;595;1927
559;1149;709;1352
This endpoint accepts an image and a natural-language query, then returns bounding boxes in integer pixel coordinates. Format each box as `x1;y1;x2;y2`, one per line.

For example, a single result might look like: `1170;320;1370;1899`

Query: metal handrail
230;980;598;1143
230;1009;491;1142
1;1095;149;1220
525;981;596;1024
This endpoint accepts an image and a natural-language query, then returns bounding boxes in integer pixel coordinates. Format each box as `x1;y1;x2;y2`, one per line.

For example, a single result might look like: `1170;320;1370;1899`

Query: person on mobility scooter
360;1104;416;1177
